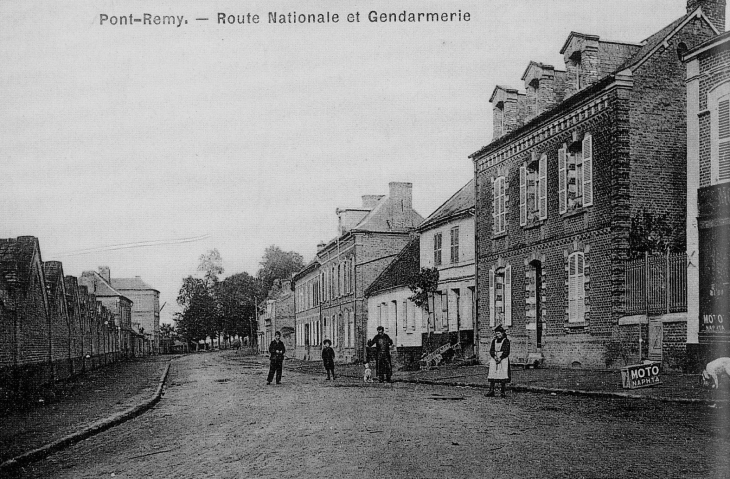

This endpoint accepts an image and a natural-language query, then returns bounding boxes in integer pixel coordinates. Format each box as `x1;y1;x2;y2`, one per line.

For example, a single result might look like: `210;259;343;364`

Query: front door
648;320;663;361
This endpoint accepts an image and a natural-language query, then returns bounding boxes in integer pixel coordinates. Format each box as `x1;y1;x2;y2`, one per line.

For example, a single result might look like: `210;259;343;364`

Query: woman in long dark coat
485;325;511;397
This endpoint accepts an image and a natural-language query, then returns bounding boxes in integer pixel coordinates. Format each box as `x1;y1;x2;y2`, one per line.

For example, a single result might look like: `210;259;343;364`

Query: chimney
337;208;370;235
98;266;111;283
362;195;383;209
388;182;412;211
688;0;726;32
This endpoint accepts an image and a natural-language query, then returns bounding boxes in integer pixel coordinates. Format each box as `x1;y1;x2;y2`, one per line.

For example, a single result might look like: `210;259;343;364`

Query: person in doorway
485;325;511;397
322;339;336;380
368;326;393;383
267;331;286;385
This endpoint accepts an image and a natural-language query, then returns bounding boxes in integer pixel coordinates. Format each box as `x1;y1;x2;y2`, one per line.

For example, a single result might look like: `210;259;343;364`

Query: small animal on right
700;357;730;389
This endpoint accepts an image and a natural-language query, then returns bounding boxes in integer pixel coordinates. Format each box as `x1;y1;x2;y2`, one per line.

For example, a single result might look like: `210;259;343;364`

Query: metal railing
625;252;687;316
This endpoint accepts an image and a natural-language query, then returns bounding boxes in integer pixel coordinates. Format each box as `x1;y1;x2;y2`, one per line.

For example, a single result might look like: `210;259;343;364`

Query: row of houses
0;236;161;402
260;0;729;371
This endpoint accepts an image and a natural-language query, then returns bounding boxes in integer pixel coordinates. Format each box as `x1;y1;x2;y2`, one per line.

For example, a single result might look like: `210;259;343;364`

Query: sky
2;0;724;325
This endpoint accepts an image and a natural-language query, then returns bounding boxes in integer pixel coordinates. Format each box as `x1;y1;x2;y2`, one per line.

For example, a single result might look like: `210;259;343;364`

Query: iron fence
625;252;687;315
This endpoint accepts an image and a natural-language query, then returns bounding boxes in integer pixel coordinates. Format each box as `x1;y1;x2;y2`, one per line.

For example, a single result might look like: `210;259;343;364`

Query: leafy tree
257;245;304;293
218;272;265;345
160;323;176;339
629;208;685;258
408;267;440;311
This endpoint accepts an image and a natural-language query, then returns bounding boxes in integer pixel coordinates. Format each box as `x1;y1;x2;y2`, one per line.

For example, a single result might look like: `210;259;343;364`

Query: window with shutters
493;176;507;235
567;252;586;323
450;226;460;263
434;232;443;266
488;265;512;328
520;153;548;226
712;85;730;184
558;133;593;213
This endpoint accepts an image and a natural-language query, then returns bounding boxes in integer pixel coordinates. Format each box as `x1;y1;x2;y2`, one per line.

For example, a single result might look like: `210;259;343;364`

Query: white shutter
519;165;527;226
568;254;576;323
719;98;730;182
539;154;547;220
500;177;507;233
577;254;585;321
582;134;593;206
489;268;495;327
504;265;512;327
492;178;498;234
558;147;567;213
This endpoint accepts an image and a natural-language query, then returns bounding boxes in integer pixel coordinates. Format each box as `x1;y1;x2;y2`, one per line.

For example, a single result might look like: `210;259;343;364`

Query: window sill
561;206;588;219
493;232;508;240
564;321;588;330
522;218;546;230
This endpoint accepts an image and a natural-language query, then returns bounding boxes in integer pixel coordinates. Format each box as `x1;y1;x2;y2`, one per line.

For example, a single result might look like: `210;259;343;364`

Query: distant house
79;267;135;358
257;278;295;354
111;274;161;354
417;179;476;359
365;238;423;367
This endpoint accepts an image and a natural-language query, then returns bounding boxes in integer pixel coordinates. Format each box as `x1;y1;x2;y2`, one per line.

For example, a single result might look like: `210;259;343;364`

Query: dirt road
13;351;730;478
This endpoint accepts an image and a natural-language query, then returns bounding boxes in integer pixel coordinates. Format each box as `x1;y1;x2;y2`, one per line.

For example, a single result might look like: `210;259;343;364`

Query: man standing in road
267;331;286;385
368;326;393;383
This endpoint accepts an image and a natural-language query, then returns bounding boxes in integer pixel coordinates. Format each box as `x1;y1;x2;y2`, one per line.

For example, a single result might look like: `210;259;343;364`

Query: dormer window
529;79;540;117
570;51;583;90
558;133;593;213
496;101;505;136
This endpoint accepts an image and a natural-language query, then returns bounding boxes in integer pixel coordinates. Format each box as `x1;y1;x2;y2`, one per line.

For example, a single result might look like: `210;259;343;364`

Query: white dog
364;363;373;383
701;357;730;389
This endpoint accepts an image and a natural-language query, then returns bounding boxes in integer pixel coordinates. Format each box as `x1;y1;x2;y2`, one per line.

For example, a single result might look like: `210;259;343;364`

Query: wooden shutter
568;254;576;322
504;265;512;326
539;154;548;219
492;178;498;234
577;254;585;321
582;134;593;206
519;165;527;226
489;268;495;327
558;147;567;213
719;97;730;182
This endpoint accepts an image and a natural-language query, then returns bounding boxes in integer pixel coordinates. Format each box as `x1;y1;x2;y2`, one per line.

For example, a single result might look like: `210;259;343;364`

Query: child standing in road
322;339;336;380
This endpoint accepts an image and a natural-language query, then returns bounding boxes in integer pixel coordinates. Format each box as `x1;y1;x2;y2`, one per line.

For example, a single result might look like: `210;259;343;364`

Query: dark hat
323;339;331;345
493;325;506;334
377;326;385;332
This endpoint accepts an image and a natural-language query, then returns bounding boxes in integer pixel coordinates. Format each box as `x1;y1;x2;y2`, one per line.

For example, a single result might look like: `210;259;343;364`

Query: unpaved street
14;352;730;479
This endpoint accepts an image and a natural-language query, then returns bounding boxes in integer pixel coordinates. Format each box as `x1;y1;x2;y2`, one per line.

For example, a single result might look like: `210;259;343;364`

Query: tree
629;208;685;258
218;272;265;345
257;245;304;293
407;267;440;311
175;276;218;348
160;323;176;339
198;248;224;287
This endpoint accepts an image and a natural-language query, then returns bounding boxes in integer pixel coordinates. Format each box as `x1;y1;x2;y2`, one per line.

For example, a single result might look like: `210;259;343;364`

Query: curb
396;378;728;405
0;360;172;473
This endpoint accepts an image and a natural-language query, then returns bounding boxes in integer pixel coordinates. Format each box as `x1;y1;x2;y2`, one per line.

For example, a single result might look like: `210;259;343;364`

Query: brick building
111;275;161;354
293;182;423;362
417;180;477;359
79;267;135;358
257;278;295;354
685;29;730;361
365;238;424;367
471;1;723;368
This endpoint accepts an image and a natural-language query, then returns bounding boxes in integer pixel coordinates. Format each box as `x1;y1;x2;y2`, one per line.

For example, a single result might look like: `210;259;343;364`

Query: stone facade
293;182;423;362
111;275;161;354
471;2;721;368
685;28;730;363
